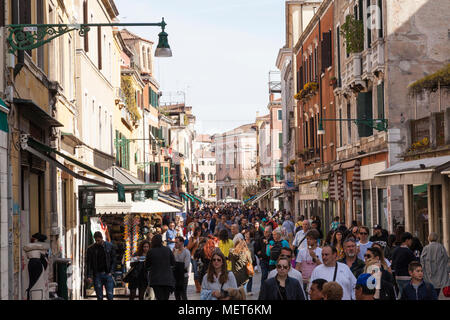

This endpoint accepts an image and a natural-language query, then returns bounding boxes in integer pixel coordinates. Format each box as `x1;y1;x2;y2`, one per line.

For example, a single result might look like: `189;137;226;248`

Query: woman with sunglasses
200;250;238;300
356;226;373;260
258;256;306;300
364;247;396;300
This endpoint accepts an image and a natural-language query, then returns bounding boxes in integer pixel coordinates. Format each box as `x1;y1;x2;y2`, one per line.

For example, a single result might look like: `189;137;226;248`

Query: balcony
342;53;365;91
370;39;385;75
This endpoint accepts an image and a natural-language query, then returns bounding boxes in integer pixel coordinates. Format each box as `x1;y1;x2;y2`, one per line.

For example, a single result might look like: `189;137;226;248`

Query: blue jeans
396;279;410;299
94;272;114;300
191;258;200;281
246;277;253;292
260;260;269;288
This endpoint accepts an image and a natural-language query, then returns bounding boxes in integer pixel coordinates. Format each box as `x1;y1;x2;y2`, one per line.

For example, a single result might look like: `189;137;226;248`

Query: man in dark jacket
254;226;273;287
86;231;116;300
369;225;388;247
258;256;305;300
391;232;417;297
401;261;438;300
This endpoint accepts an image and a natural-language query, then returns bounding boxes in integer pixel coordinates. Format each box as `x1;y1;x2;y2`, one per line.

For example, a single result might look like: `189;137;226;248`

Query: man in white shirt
267;247;305;298
309;245;357;300
292;220;311;252
356;226;373;261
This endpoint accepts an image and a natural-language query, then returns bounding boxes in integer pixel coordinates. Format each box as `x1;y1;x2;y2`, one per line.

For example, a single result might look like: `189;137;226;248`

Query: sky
114;0;285;135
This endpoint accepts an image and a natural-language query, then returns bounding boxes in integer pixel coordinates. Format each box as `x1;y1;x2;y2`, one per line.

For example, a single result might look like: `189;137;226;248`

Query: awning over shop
158;191;185;210
181;192;202;204
96;193;181;215
375;156;450;187
105;166;161;190
244;195;257;204
14;98;63;127
250;187;282;205
21;134;116;189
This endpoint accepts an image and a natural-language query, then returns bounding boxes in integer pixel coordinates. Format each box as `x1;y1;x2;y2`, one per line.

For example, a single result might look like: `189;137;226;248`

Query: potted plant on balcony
340;15;364;55
329;76;338;87
284;165;295;173
290;159;296;166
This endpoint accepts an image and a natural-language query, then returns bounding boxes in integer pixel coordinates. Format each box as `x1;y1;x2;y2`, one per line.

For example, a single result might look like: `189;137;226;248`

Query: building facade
215;123;257;202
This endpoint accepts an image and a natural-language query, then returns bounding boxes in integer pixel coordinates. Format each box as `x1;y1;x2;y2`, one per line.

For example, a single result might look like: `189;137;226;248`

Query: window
347;102;352;144
336;26;341;86
356;91;374;138
98;106;102;148
366;0;372;49
278;110;282;121
83;1;89;51
279;132;283;150
377;82;384;120
321;31;332;70
98;26;102;70
234;188;238;199
200;173;205;181
339;109;343;147
411;117;429;146
378;0;383;38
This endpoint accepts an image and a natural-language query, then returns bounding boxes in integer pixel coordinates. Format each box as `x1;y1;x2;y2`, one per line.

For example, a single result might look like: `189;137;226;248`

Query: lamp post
7;18;172;57
317;117;388;135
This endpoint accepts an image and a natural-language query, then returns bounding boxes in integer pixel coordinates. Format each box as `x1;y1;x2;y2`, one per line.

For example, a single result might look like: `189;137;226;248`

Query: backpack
269;241;283;261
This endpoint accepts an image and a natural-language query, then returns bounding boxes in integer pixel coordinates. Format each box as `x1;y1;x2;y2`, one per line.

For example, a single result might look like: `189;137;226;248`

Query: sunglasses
359;232;368;235
212;258;223;262
276;264;289;270
280;254;292;259
364;254;373;259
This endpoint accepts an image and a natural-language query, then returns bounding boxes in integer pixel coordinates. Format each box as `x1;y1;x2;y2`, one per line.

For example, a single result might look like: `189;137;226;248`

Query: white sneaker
247;292;253;296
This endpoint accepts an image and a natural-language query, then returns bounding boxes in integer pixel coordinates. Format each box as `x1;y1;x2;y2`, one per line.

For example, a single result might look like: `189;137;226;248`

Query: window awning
95;193;181;215
375;156;450;187
14;98;63;127
21;134;116;189
158;191;185;210
105;166;162;190
250;187;282;205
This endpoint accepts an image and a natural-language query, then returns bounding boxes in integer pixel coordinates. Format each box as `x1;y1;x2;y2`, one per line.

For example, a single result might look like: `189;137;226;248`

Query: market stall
85;192;180;297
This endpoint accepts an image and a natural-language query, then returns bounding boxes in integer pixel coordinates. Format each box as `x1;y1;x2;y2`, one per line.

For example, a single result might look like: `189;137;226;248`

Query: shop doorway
413;184;429;244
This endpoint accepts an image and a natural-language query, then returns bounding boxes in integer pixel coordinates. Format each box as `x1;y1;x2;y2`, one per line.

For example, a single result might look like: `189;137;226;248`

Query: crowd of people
86;203;450;301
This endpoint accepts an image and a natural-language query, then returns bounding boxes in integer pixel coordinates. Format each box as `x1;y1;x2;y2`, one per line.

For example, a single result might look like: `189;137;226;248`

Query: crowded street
1;0;450;305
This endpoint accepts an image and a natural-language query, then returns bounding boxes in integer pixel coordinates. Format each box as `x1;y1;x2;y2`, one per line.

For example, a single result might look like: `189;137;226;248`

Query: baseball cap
356;273;376;288
373;224;382;230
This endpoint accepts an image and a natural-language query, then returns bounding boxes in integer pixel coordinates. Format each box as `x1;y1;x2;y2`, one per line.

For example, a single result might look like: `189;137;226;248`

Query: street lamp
154;18;172;57
7;18;173;58
317;117;388;135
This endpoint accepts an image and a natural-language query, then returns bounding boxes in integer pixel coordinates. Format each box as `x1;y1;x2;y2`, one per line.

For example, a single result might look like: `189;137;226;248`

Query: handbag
246;261;254;277
122;265;137;283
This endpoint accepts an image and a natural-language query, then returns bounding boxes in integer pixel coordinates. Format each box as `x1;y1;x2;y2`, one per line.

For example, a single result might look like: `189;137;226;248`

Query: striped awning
337;169;344;200
329;172;337;201
352;160;362;198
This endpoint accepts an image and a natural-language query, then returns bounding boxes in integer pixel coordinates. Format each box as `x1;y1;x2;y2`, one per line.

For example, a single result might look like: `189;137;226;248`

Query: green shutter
357;92;373;138
165;167;169;184
377;82;384;119
279;132;283;149
160;164;164;183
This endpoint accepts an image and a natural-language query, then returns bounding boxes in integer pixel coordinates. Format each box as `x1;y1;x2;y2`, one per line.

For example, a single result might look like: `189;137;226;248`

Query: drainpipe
319;17;323;165
7;112;14;300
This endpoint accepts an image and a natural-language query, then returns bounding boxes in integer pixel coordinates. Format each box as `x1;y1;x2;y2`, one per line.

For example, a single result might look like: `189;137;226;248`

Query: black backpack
269;241;283;261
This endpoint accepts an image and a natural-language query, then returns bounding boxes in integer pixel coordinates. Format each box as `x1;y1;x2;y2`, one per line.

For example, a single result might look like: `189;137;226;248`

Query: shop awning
158;191;185;210
105;166;161;190
244;195;257;204
95;193;180;214
250;187;282;205
14;98;63;127
21;134;116;189
375;156;450;187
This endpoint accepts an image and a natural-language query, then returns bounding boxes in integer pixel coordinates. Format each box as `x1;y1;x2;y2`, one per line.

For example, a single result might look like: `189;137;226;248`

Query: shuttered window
357;91;373;138
321;31;332;70
377;82;384;119
97;26;102;70
83;1;89;52
279;132;283;149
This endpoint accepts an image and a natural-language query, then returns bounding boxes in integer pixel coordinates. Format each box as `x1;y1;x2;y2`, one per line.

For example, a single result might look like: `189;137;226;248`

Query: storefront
375;155;450;252
81;190;181;297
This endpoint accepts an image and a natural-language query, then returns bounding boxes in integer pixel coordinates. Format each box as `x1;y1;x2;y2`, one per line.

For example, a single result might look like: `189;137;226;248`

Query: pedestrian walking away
145;234;176;300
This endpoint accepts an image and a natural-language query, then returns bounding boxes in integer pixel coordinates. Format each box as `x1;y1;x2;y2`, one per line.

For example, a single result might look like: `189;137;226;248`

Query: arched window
200;173;205;181
208;173;213;181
